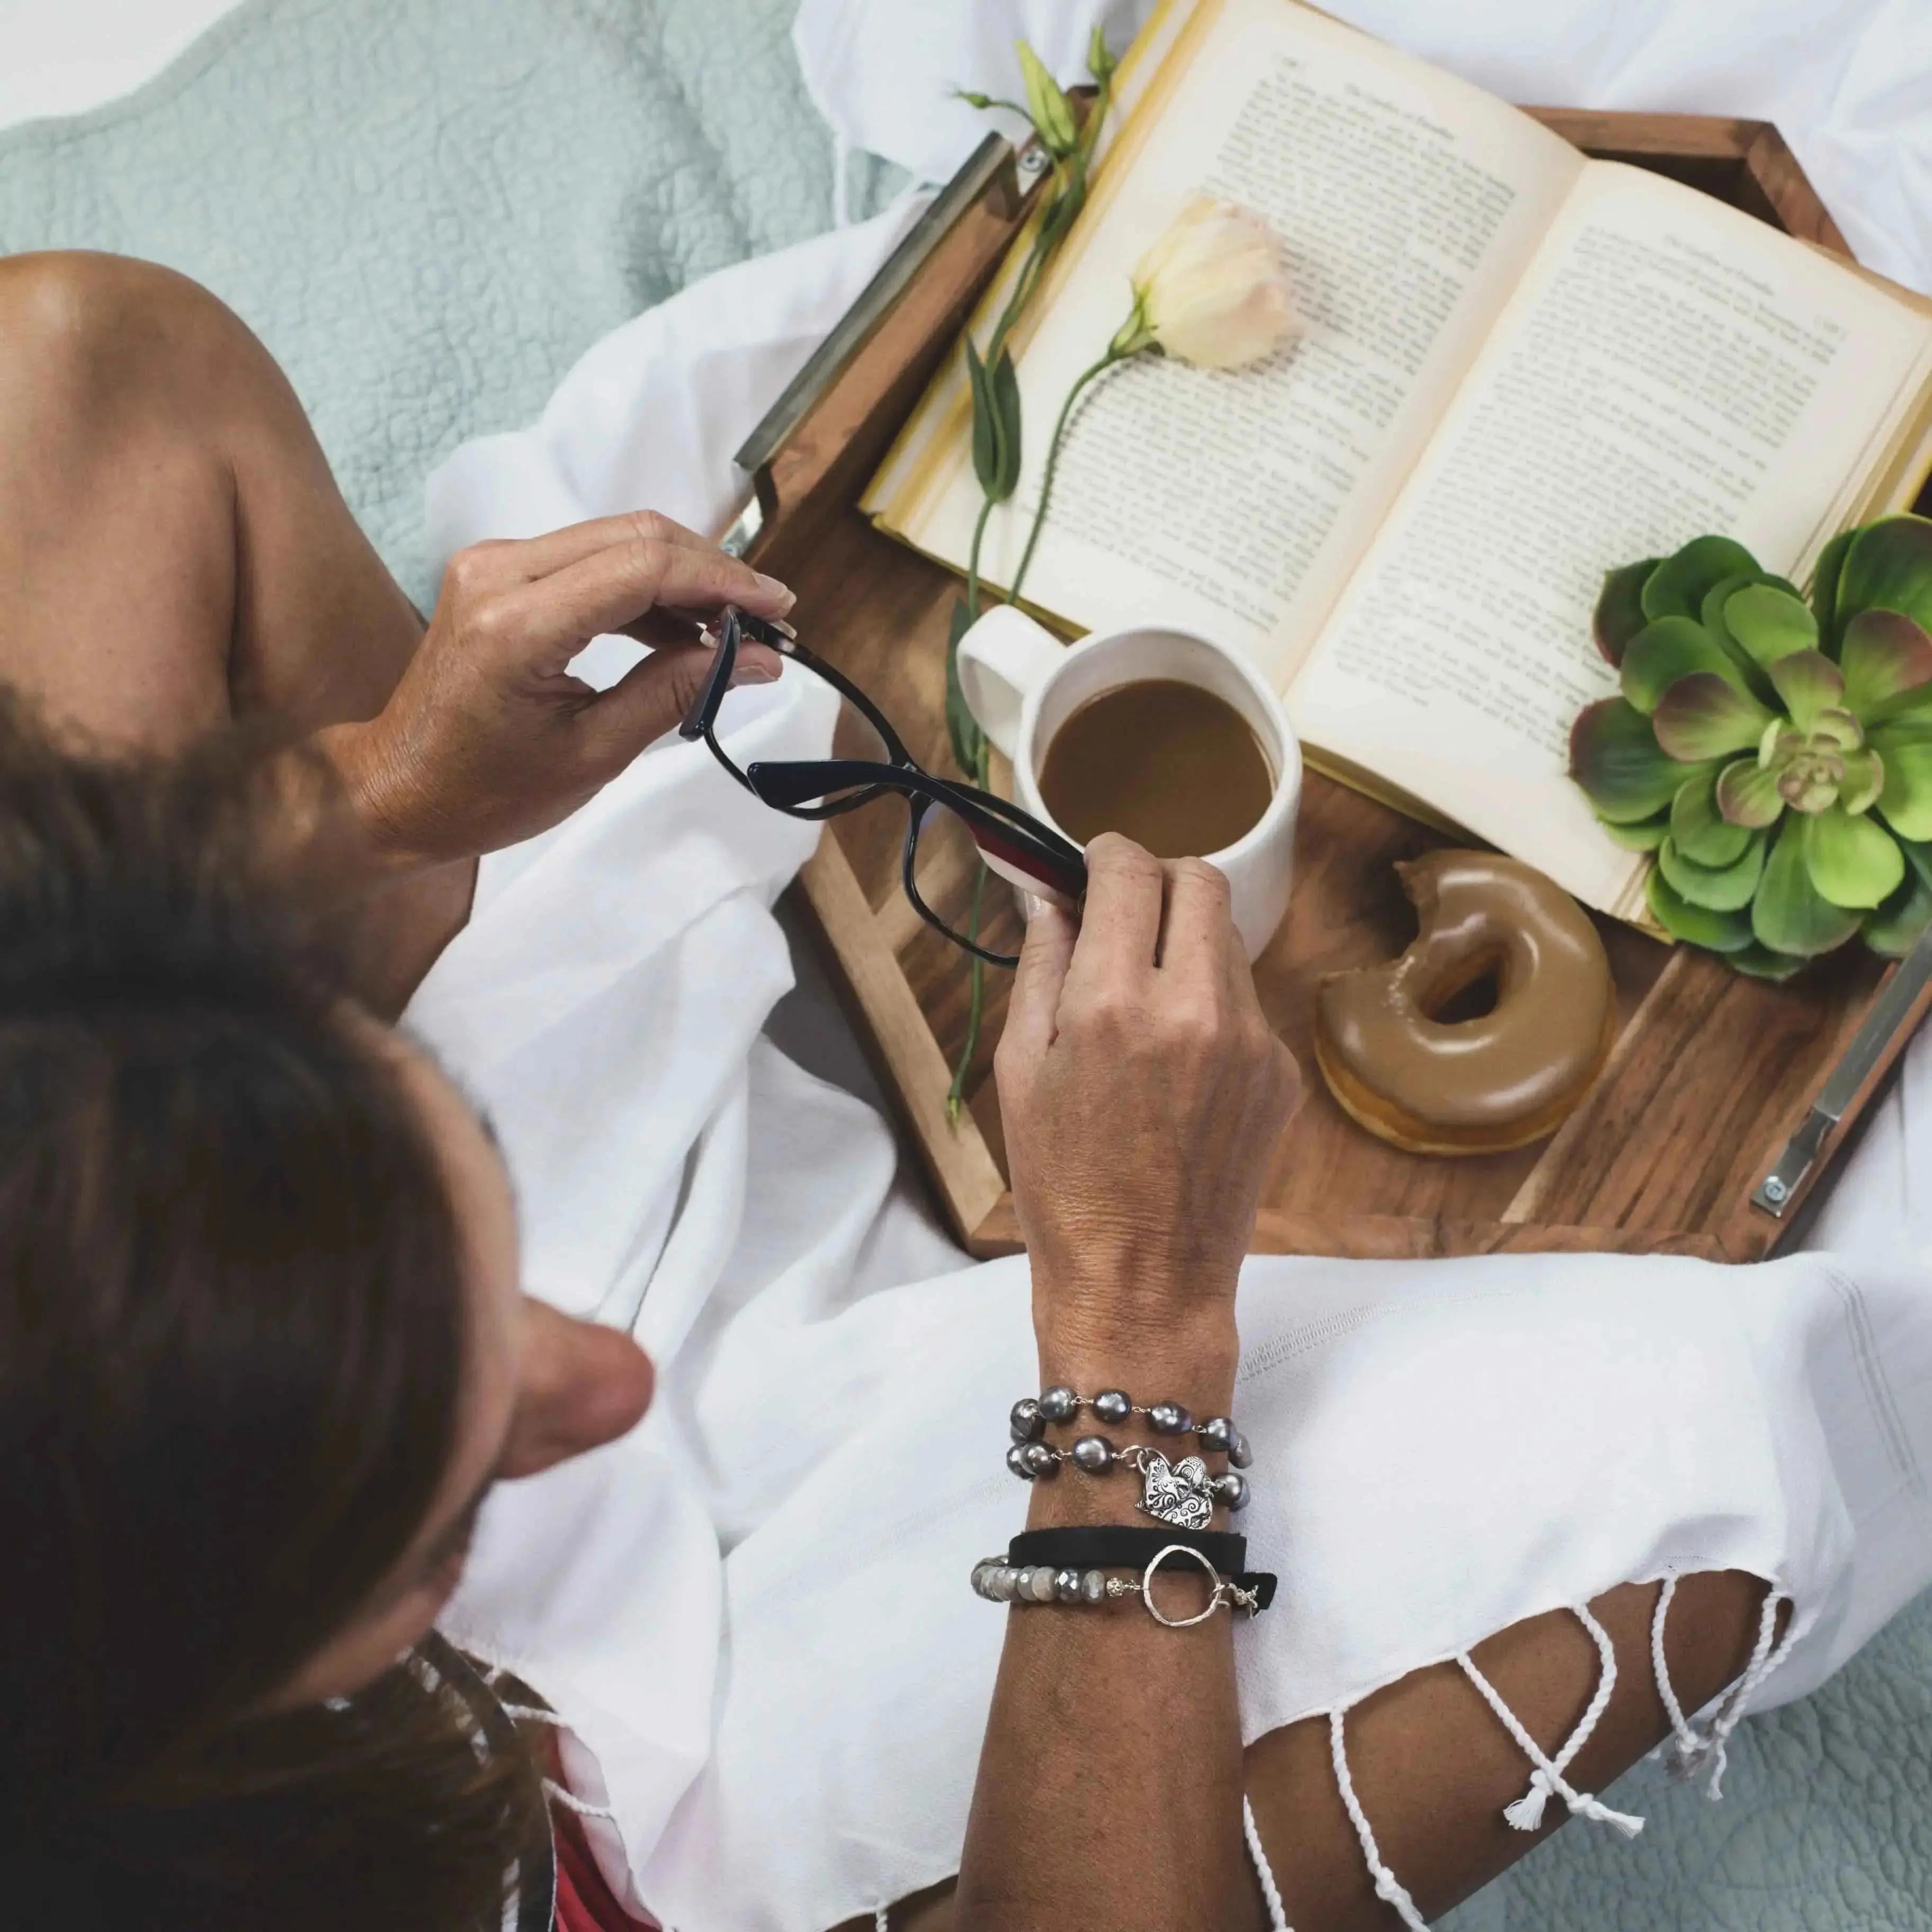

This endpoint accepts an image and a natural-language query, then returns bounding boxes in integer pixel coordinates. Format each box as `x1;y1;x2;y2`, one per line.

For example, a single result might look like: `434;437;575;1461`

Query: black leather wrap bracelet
1006;1525;1277;1610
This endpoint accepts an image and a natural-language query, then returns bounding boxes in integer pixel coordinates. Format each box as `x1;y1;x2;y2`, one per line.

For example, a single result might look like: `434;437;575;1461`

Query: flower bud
1126;196;1296;370
1017;40;1080;157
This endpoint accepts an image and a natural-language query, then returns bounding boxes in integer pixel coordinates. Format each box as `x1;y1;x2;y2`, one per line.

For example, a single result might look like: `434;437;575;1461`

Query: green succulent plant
1570;516;1932;979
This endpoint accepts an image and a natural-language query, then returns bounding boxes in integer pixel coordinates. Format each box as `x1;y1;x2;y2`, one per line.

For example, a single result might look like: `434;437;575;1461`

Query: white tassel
1503;1768;1555;1832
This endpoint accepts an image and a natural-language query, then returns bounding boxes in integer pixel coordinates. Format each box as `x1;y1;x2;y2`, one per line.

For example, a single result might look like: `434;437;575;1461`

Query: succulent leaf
1811;526;1856;656
1811;708;1865;752
1646;866;1756;952
1838;747;1885;815
1642;536;1762;623
1724;584;1818;667
1652;673;1776;762
1840;609;1932;722
1594;558;1662;667
1715;755;1785;828
1873;723;1932;842
1837;514;1932;635
1865;838;1932;955
1620;617;1746;714
1728;942;1810;981
1700;573;1781;703
1669;765;1752;865
1569;697;1696;821
1752;816;1864;955
1603;814;1670;852
1658;830;1767;911
1765;649;1846;732
1802;804;1905;908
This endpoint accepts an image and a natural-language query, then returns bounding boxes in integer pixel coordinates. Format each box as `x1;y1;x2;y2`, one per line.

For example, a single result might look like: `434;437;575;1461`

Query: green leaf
1839;747;1884;816
1729;942;1811;980
944;596;985;776
1840;608;1932;721
1803;805;1905;908
1669;764;1752;865
1715;755;1786;829
1837;513;1932;633
1570;698;1697;821
1874;721;1932;840
1647;866;1756;951
1603;814;1670;851
1658;830;1767;911
965;337;998;497
990;348;1023;498
1620;617;1746;714
1724;584;1819;667
1652;673;1777;762
1086;22;1118;82
1752;816;1864;956
1642;535;1762;621
1865;838;1932;955
1017;41;1080;155
1700;572;1781;703
1811;526;1856;656
1595;558;1661;666
1765;650;1846;732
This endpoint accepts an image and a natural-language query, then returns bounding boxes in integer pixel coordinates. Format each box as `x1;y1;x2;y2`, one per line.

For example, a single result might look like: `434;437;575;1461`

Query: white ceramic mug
956;606;1301;959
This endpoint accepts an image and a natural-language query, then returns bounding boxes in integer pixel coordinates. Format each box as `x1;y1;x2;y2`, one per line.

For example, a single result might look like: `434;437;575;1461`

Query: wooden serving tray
739;112;1932;1265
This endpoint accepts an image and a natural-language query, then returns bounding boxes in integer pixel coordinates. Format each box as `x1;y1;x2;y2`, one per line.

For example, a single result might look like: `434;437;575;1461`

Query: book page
1289;162;1932;916
868;0;1583;685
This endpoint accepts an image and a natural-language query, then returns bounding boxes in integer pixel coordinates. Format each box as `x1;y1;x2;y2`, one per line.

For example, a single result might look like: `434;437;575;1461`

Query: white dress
420;14;1932;1919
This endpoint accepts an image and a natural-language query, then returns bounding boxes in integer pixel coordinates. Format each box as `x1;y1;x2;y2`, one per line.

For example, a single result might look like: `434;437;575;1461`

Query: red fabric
552;1804;647;1931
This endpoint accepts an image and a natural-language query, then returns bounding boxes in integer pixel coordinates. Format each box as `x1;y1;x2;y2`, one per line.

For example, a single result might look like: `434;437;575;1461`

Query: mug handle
955;606;1066;762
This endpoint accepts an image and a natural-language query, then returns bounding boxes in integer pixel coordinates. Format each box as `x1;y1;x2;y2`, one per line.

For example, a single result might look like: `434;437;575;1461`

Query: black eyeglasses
679;606;1087;968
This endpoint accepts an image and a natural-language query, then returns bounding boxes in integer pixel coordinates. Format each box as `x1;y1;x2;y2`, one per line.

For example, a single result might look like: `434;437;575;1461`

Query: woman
3;249;1927;1932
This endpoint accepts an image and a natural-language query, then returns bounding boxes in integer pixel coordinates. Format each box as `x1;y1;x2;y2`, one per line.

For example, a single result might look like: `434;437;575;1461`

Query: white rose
1121;196;1295;370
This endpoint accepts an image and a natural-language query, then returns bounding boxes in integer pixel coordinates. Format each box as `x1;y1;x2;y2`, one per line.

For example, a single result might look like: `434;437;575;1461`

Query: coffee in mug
1036;678;1274;858
954;607;1302;959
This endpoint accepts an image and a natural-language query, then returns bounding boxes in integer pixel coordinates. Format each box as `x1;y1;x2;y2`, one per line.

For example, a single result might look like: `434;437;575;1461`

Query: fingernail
730;658;782;687
753;572;796;610
1021;892;1049;924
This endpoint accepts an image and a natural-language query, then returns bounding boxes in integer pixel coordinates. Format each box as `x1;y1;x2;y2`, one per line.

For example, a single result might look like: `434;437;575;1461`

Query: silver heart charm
1137;1450;1215;1531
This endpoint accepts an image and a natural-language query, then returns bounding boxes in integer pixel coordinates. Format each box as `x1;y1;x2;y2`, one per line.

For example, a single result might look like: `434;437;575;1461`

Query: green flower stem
1006;347;1124;607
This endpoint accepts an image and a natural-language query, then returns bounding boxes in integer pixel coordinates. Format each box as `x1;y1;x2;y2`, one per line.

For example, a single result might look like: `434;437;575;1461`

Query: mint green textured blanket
2;3;1928;1926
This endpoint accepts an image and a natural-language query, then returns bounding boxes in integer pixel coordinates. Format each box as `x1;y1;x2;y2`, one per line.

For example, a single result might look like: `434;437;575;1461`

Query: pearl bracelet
971;1545;1264;1627
1006;1438;1249;1527
1011;1388;1254;1468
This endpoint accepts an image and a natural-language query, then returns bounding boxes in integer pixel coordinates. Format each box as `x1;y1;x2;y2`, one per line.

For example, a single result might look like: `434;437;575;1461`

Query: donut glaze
1314;851;1615;1156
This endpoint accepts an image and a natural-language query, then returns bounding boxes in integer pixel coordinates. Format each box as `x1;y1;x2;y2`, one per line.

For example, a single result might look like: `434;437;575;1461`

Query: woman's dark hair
0;702;541;1929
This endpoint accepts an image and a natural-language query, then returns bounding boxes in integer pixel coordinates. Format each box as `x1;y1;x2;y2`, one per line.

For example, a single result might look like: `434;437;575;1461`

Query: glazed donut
1314;851;1616;1157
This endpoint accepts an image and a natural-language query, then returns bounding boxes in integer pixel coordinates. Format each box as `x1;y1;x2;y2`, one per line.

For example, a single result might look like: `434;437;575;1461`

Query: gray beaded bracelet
1011;1388;1253;1468
971;1546;1263;1627
1005;1437;1248;1527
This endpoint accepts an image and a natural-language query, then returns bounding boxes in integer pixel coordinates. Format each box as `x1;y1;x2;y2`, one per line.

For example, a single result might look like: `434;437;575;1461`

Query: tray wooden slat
747;110;1915;1264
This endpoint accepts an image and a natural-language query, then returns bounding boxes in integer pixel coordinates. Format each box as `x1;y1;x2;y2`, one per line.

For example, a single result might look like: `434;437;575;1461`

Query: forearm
954;1290;1260;1932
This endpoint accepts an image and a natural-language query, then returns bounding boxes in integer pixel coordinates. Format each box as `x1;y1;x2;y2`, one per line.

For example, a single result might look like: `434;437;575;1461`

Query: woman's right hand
995;834;1302;1402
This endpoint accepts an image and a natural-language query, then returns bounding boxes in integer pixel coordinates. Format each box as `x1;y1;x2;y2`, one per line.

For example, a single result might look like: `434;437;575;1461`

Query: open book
862;0;1932;922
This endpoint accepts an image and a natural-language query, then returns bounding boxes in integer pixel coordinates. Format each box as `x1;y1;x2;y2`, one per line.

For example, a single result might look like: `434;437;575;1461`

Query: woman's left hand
323;512;794;867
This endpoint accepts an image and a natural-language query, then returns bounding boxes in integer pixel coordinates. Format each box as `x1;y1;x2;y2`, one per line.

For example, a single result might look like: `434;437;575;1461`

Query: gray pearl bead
1149;1401;1192;1436
1006;1443;1038;1481
1229;1430;1254;1470
1069;1434;1115;1473
1197;1415;1235;1455
1092;1389;1132;1425
1080;1569;1107;1605
1211;1472;1250;1511
1022;1442;1060;1480
1037;1384;1080;1424
989;1567;1020;1602
1054;1568;1084;1603
1009;1397;1045;1443
1025;1567;1059;1603
971;1561;997;1597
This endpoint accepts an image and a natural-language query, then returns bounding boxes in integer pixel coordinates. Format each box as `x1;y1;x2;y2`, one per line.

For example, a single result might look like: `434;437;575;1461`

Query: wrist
1033;1284;1239;1417
316;719;438;879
